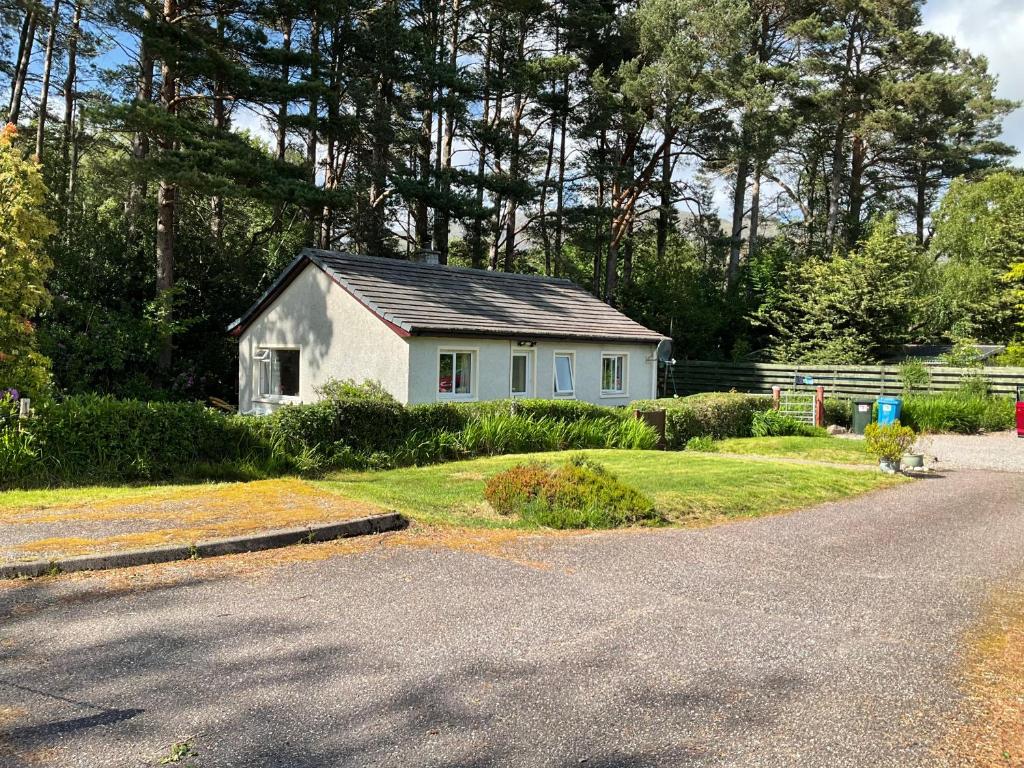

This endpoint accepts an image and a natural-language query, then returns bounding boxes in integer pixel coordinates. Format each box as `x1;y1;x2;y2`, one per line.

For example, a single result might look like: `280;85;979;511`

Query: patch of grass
713;436;873;466
944;588;1024;767
2;479;384;561
317;449;901;528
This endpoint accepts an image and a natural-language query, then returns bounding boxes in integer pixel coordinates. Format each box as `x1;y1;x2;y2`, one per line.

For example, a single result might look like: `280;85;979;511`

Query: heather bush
483;455;660;529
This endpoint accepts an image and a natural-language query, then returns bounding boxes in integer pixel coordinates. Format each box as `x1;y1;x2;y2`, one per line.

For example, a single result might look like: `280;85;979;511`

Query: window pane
438;353;454;393
602;356;624;392
455;352;472;395
259;360;271;395
555;355;573;393
511;354;527;394
275;350;300;396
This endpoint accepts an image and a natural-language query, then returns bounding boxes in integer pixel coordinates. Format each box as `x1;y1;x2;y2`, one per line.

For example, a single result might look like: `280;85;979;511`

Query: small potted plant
903;428;929;471
864;421;916;474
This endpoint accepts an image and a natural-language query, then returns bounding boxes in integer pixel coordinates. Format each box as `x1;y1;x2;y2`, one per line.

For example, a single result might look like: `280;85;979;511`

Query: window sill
600;391;628;399
553;393;576;400
437;394;477;402
253;395;302;405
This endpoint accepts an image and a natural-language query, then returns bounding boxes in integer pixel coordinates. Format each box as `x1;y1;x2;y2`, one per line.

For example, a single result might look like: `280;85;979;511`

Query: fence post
814;386;825;428
772;386;781;411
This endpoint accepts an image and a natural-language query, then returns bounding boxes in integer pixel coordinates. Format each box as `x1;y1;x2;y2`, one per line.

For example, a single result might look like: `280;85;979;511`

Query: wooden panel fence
660;361;1024;399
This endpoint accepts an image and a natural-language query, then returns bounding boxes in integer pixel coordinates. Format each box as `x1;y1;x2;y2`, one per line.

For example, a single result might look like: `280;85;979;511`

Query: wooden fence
660;361;1024;399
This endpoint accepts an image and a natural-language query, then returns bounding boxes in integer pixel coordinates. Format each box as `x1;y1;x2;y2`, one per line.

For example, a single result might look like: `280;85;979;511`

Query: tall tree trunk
728;127;750;287
367;76;391;257
60;1;81;203
553;74;568;277
210;14;226;243
8;9;37;124
276;20;292;163
305;14;320;243
748;162;762;262
915;166;927;247
656;110;674;260
502;23;526;273
271;18;292;249
155;0;178;371
433;0;460;265
469;27;491;269
66;107;82;216
622;220;634;289
415;104;433;250
34;0;61;160
825;26;857;253
846;132;866;248
127;7;154;227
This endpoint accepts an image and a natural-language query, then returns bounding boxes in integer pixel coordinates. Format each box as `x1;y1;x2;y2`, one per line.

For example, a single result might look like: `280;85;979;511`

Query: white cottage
228;249;669;412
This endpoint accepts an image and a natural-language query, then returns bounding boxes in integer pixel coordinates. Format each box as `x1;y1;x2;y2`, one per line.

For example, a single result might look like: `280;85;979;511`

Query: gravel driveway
2;471;1024;768
925;431;1024;472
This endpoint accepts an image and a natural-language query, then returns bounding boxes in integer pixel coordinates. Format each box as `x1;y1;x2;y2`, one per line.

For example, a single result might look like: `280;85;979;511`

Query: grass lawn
317;448;901;528
713;436;873;465
0;479;384;561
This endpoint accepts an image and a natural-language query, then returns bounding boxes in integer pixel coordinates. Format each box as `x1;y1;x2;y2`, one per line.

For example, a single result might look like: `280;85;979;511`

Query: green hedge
631;393;773;449
0;392;655;489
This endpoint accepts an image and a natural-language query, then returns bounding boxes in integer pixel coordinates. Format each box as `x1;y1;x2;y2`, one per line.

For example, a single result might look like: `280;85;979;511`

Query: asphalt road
3;469;1024;768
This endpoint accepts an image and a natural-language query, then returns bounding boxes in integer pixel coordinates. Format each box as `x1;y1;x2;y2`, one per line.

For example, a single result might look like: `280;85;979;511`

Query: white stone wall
237;264;411;412
406;336;658;406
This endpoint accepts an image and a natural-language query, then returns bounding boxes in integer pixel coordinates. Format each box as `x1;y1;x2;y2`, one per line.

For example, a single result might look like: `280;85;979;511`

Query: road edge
0;513;407;579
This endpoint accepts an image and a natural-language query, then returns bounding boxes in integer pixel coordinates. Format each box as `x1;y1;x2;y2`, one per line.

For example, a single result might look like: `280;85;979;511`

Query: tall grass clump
899;392;1014;434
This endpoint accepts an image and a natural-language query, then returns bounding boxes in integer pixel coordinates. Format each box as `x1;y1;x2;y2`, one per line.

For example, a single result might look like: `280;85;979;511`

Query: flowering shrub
483;455;660;529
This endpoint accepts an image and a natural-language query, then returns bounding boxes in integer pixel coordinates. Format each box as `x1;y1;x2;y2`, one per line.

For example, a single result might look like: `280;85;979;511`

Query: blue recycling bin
877;396;903;427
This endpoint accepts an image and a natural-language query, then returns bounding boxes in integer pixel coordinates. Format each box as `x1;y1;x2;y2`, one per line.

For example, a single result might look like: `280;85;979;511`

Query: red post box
1017;386;1024;438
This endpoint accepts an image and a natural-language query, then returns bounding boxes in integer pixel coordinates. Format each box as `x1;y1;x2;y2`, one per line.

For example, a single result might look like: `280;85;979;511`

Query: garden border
0;512;406;579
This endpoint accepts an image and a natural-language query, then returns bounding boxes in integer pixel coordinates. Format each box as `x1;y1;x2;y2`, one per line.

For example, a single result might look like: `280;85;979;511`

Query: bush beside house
632;393;774;449
0;387;659;489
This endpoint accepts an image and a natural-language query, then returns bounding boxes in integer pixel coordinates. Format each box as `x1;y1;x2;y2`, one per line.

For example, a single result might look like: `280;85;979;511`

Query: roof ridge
301;247;578;287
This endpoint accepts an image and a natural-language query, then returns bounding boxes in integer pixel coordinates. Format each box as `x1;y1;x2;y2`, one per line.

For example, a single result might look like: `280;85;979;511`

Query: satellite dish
656;338;674;364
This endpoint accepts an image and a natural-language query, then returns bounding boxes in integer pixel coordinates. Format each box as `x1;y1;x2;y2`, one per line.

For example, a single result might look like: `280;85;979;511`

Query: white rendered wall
237;264;410;412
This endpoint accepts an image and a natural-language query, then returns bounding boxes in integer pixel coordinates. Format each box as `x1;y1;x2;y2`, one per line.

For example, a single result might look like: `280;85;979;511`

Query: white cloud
922;0;1024;165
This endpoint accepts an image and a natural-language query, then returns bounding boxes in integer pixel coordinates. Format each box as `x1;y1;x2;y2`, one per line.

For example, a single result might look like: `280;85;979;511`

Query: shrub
824;398;852;428
898;360;931;393
864;421;915;462
484;455;660;529
315;378;398;402
632;393;773;448
0;394;657;489
899;393;1014;434
4;395;277;487
684;436;717;452
751;409;826;438
269;394;409;459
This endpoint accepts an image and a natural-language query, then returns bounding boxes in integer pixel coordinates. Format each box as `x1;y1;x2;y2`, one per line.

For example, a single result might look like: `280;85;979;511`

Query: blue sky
922;0;1024;164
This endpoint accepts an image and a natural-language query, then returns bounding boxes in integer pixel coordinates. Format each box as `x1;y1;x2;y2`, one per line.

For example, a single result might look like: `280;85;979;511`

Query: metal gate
779;390;818;425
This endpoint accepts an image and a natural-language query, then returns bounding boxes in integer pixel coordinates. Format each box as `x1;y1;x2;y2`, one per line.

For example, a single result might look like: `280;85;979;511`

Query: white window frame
436;347;478;401
253;346;302;403
509;349;535;398
600;352;629;397
553;351;576;398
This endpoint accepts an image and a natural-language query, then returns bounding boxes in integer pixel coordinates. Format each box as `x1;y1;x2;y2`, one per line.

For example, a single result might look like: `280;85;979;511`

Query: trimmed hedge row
0;394;649;489
631;393;774;449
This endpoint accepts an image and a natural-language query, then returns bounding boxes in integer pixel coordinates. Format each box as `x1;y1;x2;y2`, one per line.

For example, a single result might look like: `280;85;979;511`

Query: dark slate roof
228;249;667;344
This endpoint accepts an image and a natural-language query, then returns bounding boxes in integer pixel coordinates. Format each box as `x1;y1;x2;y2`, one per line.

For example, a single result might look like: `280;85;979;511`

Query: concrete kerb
0;512;407;579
